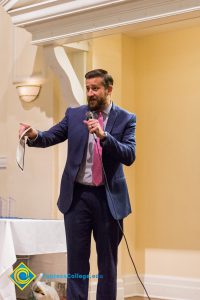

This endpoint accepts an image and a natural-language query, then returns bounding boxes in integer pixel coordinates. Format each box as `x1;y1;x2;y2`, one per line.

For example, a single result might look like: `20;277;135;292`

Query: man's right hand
19;123;38;140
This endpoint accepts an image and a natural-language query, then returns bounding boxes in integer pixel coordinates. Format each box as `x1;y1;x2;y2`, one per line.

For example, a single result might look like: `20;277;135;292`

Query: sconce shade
16;85;41;102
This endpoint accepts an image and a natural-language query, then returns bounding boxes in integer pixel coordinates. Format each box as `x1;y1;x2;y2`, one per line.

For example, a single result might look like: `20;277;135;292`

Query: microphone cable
93;132;152;300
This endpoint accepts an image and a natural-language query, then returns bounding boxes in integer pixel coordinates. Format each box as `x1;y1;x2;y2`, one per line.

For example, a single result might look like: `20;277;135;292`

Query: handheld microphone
85;111;97;141
85;111;94;121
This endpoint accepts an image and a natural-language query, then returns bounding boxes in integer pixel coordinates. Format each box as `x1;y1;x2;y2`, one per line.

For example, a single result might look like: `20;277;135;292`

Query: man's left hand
83;119;106;140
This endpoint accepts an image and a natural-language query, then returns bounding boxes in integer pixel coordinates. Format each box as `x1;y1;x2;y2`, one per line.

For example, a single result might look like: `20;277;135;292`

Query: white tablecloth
0;218;66;300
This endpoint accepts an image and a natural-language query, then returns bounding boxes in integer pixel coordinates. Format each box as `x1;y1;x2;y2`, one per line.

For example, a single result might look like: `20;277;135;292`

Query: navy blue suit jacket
28;103;136;220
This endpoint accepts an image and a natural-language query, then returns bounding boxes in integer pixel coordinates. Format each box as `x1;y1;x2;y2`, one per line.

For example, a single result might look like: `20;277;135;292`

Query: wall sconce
16;84;41;102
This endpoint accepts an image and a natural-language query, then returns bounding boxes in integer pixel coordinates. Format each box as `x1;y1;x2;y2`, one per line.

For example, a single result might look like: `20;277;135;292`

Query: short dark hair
85;69;113;89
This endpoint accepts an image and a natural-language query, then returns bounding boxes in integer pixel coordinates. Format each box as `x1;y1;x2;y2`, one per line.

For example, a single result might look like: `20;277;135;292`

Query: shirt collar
103;101;112;116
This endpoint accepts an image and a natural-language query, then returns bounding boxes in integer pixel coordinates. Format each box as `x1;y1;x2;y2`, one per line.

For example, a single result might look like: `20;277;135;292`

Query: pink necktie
92;112;104;186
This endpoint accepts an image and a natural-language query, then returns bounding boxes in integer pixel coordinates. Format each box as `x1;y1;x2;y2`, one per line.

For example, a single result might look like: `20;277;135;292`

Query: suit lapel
71;106;89;153
79;106;89;142
105;103;118;133
70;106;89;165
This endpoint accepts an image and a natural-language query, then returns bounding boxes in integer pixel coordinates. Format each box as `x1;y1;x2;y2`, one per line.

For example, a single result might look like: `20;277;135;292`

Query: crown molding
2;0;200;45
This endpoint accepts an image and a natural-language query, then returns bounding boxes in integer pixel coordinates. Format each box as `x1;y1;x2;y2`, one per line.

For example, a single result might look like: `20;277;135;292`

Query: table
0;218;66;300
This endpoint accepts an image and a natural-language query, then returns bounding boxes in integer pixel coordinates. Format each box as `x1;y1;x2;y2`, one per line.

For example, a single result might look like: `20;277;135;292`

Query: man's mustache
88;97;97;101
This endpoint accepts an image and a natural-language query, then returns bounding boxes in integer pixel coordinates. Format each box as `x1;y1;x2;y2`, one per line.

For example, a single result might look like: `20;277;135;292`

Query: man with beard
19;69;136;300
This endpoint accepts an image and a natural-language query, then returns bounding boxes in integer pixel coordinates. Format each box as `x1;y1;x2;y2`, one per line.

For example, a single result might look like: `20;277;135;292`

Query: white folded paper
16;127;32;171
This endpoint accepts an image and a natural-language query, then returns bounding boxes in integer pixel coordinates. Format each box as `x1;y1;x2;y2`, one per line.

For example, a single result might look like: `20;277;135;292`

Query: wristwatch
101;131;108;142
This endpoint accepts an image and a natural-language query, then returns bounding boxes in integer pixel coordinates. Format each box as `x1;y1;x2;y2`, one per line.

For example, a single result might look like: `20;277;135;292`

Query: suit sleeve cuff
27;131;40;145
100;131;108;146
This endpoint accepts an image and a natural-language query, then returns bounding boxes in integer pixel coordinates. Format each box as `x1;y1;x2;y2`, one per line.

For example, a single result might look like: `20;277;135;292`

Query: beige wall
0;7;57;219
89;27;200;279
121;35;136;275
0;6;11;200
135;25;200;277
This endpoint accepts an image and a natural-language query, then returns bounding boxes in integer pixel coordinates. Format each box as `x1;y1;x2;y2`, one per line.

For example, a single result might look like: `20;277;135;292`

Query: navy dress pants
64;183;123;300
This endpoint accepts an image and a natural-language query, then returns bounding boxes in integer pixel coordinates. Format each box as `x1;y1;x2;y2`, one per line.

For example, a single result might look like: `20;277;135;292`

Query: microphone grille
85;111;94;120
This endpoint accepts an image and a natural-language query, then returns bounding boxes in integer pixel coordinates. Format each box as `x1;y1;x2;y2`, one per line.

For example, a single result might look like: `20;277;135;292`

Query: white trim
3;0;200;45
63;41;89;52
89;278;124;300
123;274;200;300
30;10;200;46
2;0;18;11
0;0;8;6
9;0;125;23
44;46;84;106
25;0;200;45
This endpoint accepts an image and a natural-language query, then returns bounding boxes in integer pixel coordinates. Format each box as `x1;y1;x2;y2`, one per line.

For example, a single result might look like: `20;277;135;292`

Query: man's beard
87;96;107;111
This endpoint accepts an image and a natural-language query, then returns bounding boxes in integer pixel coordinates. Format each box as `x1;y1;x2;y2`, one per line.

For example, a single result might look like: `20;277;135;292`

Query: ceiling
1;0;200;45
